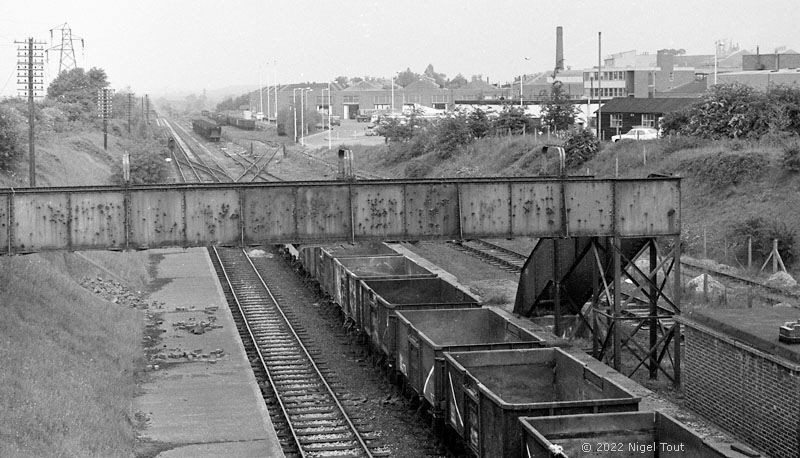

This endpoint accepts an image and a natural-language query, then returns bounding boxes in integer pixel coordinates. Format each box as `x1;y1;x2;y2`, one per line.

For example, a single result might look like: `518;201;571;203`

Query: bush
727;216;796;267
404;159;433;178
110;143;169;185
0;105;23;170
562;129;599;168
782;143;800;172
689;152;768;188
467;109;491;138
659;135;709;155
434;113;472;159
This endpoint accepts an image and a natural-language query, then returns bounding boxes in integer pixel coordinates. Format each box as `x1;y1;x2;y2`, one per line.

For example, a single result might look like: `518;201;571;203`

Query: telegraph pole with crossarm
15;37;46;187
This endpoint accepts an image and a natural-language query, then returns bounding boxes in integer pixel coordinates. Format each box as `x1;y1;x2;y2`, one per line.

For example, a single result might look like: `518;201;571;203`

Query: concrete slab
135;248;284;457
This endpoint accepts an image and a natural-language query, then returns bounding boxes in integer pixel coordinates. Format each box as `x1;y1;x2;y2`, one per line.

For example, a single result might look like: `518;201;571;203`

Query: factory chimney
555;26;564;76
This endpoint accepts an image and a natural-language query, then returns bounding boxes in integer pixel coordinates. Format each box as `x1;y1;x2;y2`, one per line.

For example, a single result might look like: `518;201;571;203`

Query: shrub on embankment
0;252;145;456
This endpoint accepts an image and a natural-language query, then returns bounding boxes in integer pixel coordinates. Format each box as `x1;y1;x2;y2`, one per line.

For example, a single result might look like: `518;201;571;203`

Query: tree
494;105;534;135
562;129;599;168
376;116;414;142
658;48;687;56
395;68;419;87
334;76;349;87
467;109;491;138
661;84;800;140
46;67;109;119
434;112;472;158
447;73;468;89
766;85;800;135
423;64;447;87
540;81;577;131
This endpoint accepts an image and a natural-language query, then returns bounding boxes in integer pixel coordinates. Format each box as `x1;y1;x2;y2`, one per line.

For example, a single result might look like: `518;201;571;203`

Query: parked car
612;126;659;142
330;115;341;126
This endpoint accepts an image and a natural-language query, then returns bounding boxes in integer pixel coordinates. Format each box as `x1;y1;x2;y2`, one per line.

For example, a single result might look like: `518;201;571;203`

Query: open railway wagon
297;243;401;299
191;118;221;142
444;348;641;458
519;411;737;457
333;255;438;331
227;116;256;130
211;113;227;125
392;308;543;423
360;278;481;360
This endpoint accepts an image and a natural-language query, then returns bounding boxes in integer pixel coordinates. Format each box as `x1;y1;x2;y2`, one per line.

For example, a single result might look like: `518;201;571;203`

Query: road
300;119;386;149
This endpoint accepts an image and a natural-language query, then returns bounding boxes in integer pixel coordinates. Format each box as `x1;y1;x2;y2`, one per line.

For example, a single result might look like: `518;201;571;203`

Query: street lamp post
300;87;312;146
327;82;332;150
259;69;264;121
521;57;530;108
292;88;300;143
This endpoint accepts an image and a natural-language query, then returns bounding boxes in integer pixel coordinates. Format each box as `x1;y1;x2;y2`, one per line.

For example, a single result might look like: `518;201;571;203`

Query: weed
687;152;768;188
782;143;800;172
727;216;796;267
481;290;509;305
404;159;433;178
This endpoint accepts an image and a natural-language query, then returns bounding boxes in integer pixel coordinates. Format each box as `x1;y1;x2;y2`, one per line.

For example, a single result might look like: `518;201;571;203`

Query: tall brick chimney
556;26;564;72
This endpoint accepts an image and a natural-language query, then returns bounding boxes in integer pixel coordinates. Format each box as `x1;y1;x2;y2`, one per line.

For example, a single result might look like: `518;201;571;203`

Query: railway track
174;118;284;182
209;247;385;457
446;239;527;272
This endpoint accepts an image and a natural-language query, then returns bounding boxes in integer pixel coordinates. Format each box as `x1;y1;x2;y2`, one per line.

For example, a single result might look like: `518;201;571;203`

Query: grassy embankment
1;113;157;455
339;134;799;277
0;251;150;456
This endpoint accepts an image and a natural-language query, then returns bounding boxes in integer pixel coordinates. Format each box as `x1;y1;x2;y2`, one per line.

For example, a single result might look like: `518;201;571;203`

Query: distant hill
154;84;259;105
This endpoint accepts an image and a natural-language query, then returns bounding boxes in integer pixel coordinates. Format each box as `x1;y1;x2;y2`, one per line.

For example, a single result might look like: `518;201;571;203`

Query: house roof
462;78;498;91
405;78;441;91
342;80;384;91
598;97;696;114
663;78;708;95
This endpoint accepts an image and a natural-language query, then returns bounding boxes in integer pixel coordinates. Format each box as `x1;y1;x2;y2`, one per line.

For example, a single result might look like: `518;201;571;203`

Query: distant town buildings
241;44;800;134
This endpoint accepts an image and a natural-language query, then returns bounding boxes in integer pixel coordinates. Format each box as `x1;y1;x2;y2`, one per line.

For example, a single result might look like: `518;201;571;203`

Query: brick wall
682;321;800;458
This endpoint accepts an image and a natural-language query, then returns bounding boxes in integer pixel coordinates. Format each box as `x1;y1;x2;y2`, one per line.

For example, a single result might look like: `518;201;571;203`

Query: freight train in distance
207;112;256;130
192;118;221;142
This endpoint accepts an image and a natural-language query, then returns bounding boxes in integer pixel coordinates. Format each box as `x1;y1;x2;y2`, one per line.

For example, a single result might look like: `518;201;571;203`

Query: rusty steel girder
0;177;680;254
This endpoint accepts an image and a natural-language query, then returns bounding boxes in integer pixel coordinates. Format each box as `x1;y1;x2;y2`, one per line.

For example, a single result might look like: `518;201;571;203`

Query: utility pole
328;81;332;151
127;93;133;134
145;94;150;125
597;31;602;141
97;88;114;150
16;37;46;187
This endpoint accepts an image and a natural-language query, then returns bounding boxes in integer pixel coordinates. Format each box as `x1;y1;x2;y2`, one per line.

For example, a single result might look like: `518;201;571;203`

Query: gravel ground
399;240;520;313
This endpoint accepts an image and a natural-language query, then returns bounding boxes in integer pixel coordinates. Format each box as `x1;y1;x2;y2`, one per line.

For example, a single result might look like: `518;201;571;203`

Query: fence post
773;239;779;273
747;236;752;270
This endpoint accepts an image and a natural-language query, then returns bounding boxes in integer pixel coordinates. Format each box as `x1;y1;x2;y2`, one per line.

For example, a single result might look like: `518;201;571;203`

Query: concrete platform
135;247;284;457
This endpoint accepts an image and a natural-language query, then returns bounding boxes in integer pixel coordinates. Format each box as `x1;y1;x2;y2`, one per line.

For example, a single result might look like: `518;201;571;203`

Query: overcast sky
1;0;797;98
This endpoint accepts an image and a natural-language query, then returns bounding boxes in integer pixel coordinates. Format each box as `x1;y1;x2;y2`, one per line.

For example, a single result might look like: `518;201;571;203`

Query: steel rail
248;147;284;182
163;119;205;182
167;142;188;183
169;119;233;181
210;246;304;454
239;248;373;457
212;247;374;457
447;239;526;272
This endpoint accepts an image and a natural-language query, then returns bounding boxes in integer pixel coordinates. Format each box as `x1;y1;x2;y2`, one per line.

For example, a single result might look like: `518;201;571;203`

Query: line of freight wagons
207;112;256;130
288;242;737;458
191;119;221;142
